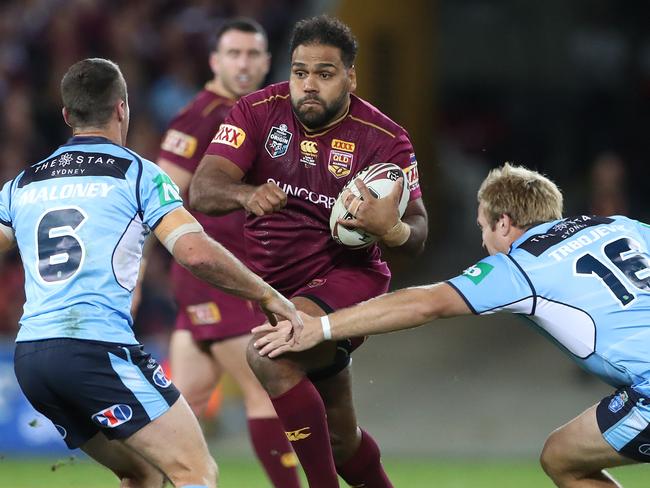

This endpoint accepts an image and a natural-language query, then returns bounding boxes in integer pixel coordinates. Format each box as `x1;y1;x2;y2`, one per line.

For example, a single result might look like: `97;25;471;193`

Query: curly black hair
289;15;358;68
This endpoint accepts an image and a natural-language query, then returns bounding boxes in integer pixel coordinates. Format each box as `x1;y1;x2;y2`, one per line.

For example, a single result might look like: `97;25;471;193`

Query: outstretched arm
155;206;303;340
253;282;470;357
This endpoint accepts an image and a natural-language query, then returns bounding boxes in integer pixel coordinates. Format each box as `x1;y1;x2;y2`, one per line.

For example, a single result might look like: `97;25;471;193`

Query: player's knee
206;456;219;485
182;392;210;418
246;337;268;377
168;454;218;488
540;431;567;480
246;339;305;396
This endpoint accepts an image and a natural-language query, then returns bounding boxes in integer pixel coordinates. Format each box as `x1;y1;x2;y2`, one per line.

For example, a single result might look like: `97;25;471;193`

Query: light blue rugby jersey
0;136;182;344
448;215;650;393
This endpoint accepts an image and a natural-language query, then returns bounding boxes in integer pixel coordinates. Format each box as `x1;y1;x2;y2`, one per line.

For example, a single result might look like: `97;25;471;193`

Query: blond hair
477;163;563;229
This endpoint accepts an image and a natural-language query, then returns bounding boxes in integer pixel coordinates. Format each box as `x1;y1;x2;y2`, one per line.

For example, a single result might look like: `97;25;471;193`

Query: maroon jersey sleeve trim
201;98;232;117
251;93;290;107
348;114;396;138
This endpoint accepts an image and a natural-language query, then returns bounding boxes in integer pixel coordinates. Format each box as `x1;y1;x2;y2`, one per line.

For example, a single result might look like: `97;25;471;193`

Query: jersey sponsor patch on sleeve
160;129;198;158
212;124;246;148
462;262;494;284
152;173;182;206
405;153;420;191
187;302;222;325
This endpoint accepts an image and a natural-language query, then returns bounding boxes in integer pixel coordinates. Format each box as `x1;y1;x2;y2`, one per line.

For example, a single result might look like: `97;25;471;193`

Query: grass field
0;457;648;487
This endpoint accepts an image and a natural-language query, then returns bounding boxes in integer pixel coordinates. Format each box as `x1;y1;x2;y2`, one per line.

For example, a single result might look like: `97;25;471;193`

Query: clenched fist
244;181;287;216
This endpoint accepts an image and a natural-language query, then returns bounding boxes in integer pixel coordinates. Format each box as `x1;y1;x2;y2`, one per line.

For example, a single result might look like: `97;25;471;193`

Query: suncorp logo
268;178;336;209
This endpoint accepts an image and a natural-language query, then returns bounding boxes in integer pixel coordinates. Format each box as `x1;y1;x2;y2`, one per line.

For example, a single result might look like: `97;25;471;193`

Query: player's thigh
81;432;164;486
287;296;340;369
542;402;635;473
124;396;216;481
292;295;328;316
314;365;361;462
169;330;222;396
210;335;276;418
249;296;337;371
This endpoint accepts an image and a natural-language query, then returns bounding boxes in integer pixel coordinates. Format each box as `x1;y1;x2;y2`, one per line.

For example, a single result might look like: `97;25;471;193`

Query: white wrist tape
161;222;203;253
320;315;332;340
381;220;411;247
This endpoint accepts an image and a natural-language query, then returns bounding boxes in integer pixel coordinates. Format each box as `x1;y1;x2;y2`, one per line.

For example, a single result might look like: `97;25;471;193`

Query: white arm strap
160;222;203;253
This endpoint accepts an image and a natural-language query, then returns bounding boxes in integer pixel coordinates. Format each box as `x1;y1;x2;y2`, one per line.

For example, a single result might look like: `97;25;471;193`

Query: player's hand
258;288;304;345
337;177;403;236
252;311;321;357
244;182;287;216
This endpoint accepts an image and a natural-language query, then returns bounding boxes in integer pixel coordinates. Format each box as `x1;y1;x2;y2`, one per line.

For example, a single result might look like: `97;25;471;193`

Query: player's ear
209;51;220;75
116;99;126;122
62;107;72;128
348;65;357;93
498;213;511;236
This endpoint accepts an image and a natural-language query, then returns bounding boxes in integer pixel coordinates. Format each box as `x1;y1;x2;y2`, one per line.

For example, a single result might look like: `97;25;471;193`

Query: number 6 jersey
0;136;183;344
447;215;650;392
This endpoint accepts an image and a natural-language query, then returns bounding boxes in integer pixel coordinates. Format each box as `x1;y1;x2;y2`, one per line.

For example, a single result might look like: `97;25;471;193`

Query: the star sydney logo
153;173;181;206
59;153;74;166
462;262;494;285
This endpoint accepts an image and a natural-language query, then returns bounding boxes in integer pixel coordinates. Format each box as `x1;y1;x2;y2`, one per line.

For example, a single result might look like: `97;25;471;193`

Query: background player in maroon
190;16;428;488
157;18;301;488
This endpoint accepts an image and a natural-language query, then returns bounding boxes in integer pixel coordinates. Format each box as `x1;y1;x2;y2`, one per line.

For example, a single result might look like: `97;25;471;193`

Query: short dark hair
289;15;358;68
215;17;268;51
61;58;127;128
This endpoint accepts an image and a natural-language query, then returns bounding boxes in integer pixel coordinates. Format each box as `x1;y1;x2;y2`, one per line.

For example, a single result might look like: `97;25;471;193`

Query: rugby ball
330;162;409;249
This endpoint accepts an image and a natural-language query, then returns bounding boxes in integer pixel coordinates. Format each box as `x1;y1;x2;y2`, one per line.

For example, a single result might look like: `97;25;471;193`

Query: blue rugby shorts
14;338;180;449
597;386;650;462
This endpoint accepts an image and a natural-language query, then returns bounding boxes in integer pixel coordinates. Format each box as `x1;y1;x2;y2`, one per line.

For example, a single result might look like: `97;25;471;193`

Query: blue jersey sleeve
635;220;650;252
139;159;183;228
446;253;533;314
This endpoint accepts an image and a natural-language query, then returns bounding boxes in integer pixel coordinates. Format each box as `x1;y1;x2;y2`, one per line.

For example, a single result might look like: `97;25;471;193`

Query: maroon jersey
158;88;244;256
159;88;266;339
205;82;422;292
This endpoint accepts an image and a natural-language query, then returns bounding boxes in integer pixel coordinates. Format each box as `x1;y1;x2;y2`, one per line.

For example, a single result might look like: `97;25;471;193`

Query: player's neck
206;79;237;101
73;126;123;145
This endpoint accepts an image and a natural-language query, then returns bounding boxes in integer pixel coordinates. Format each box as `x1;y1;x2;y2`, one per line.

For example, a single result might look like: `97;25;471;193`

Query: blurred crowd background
1;0;650;459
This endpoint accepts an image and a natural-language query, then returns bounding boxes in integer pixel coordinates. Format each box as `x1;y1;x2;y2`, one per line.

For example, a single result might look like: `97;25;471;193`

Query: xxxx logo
212;124;246;148
331;139;355;152
285;427;312;441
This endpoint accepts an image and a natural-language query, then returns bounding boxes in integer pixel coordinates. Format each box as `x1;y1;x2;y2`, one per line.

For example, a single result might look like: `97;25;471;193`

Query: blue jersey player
255;163;650;487
1;58;301;488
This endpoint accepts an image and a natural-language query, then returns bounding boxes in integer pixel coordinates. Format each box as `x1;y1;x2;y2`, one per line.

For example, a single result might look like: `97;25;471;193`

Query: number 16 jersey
447;215;650;393
0;136;183;345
